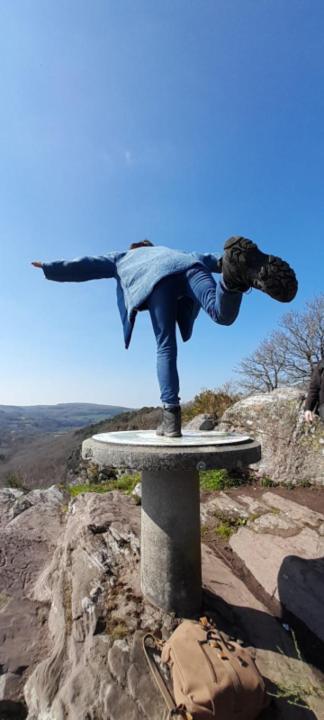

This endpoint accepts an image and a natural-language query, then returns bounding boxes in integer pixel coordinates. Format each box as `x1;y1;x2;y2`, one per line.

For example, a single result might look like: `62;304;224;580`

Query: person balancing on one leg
32;236;297;437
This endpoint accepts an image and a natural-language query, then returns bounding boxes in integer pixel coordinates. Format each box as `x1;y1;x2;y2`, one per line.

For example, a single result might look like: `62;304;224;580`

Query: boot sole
224;237;298;303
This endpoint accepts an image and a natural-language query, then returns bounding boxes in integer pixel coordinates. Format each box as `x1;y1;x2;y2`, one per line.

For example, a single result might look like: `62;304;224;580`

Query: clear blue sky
1;0;323;407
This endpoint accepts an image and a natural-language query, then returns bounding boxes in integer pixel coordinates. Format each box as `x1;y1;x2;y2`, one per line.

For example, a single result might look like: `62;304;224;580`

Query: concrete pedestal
82;429;261;617
141;469;201;616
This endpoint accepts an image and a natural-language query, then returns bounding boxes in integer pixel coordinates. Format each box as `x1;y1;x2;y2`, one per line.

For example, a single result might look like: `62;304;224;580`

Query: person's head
129;239;154;250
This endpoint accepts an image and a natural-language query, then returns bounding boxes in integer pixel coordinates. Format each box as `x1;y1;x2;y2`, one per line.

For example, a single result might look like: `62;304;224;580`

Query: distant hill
0;406;161;489
0;402;133;443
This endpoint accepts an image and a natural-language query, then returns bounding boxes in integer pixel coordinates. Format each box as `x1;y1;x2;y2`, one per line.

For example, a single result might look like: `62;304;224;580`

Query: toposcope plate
92;430;252;447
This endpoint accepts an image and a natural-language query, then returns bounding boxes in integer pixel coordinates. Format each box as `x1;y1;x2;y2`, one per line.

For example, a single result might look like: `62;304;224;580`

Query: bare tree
277;294;324;381
235;335;288;394
235;294;324;393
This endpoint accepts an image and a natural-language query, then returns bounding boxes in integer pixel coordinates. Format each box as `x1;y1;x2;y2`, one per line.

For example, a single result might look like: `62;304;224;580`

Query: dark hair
129;239;154;250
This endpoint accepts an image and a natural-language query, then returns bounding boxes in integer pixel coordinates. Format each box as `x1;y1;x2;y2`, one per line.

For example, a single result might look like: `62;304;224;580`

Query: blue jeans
146;266;242;406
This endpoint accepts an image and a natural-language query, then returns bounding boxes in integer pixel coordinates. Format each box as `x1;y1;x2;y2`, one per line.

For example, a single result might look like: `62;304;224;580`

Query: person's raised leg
185;233;298;323
185;265;243;326
146;275;182;437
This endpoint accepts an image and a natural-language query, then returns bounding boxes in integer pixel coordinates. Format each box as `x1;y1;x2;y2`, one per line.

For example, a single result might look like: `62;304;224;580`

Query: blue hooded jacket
43;245;220;348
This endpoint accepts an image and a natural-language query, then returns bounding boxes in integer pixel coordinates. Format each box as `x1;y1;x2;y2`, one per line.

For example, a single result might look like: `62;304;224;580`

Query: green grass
68;468;247;498
260;475;275;488
214;516;247;539
199;469;247;492
70;467;313;500
248;512;263;522
296;478;312;488
68;473;140;498
269;679;323;708
285;479;312;490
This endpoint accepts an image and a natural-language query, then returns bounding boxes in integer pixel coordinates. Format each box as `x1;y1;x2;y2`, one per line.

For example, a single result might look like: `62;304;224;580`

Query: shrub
6;472;27;492
183;384;241;422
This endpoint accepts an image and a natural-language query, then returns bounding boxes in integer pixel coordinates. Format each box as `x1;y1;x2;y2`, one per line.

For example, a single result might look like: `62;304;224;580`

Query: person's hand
304;410;314;424
31;261;43;268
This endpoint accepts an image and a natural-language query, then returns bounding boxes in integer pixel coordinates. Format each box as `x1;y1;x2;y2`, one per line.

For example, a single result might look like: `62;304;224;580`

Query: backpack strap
143;634;192;720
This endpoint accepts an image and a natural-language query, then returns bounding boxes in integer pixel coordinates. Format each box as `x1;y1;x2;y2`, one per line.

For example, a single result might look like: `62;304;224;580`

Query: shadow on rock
0;699;28;720
203;590;321;719
262;682;318;720
203;589;295;656
278;555;324;671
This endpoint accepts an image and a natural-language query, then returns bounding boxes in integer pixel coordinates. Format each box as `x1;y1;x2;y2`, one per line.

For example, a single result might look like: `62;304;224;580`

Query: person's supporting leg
146;275;183;436
146;274;182;406
185;265;243;325
145;270;241;435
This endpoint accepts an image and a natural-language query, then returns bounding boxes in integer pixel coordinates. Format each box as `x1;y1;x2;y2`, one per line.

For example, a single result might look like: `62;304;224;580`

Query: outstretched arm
31;254;117;282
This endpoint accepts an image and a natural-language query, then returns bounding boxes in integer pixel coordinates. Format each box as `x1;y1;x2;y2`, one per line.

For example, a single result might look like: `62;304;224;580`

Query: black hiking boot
221;236;298;302
156;406;182;438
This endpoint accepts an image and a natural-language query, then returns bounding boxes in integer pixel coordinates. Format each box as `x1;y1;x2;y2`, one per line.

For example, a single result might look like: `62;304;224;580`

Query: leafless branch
235;294;324;392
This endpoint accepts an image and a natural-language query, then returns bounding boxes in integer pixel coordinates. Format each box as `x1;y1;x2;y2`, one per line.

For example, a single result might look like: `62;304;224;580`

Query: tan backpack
143;618;268;720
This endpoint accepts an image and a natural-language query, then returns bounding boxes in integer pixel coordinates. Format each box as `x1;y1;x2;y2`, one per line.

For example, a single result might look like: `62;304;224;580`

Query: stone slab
237;495;269;515
230;526;324;597
201;493;249;523
202;545;324;718
262;492;324;528
230;527;324;641
248;512;300;537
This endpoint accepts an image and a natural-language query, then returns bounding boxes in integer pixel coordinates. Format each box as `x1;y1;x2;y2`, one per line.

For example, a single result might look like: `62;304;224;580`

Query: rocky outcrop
0;485;175;719
23;491;173;720
1;484;324;718
219;386;324;485
183;414;216;431
0;486;66;717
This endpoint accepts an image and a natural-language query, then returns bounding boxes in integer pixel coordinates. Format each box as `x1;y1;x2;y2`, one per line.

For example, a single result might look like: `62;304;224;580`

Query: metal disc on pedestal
92;429;252;447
